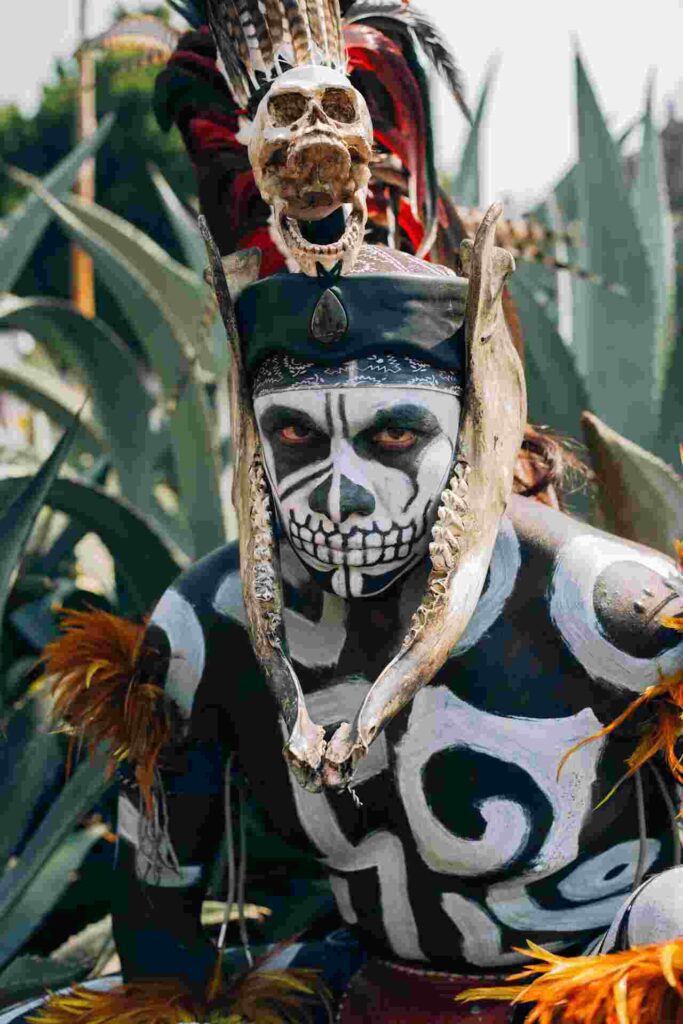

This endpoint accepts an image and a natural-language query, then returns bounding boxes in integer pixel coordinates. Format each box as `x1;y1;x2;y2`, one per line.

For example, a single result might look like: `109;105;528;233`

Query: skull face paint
248;65;373;275
255;381;461;598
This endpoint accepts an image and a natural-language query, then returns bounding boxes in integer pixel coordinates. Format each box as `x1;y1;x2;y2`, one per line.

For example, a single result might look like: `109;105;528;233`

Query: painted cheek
372;466;417;517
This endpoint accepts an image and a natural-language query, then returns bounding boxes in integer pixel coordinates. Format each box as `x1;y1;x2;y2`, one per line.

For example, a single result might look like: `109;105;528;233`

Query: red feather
345;23;427;221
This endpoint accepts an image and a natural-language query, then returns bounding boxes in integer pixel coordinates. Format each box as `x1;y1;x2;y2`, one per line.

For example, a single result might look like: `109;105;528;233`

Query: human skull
248;65;373;275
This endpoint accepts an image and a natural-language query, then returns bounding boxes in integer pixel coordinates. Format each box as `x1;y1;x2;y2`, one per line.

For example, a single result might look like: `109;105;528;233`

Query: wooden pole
71;0;96;318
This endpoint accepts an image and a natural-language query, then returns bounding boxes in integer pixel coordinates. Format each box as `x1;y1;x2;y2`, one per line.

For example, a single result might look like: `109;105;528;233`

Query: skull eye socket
268;92;308;127
321;88;357;123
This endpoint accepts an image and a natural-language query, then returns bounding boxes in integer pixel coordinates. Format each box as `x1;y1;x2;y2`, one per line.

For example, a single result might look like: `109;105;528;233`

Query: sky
1;0;682;208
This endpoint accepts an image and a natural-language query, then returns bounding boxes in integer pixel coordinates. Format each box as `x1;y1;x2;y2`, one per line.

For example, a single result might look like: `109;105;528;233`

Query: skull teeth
288;519;423;568
280;207;364;258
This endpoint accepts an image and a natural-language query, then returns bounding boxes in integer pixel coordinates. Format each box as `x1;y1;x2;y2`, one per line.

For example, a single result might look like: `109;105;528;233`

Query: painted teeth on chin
398;544;410;558
316;545;330;563
300;527;313;542
383;546;396;562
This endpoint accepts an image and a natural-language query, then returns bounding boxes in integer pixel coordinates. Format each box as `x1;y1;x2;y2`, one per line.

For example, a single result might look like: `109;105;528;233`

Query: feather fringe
27;981;199;1024
556;668;683;803
456;938;683;1024
42;609;172;813
29;970;328;1024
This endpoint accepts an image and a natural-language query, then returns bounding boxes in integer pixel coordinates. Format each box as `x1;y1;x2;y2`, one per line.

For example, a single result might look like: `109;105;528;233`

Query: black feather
166;0;208;27
343;0;470;120
207;0;253;104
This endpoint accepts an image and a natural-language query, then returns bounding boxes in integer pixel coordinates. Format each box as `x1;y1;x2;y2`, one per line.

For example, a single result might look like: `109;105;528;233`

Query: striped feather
326;0;344;66
282;0;313;65
263;0;285;55
305;0;327;58
207;0;252;102
237;0;274;73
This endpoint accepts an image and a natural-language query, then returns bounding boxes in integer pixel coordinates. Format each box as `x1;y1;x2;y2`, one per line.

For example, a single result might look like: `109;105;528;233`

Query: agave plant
450;51;682;552
0;132;331;999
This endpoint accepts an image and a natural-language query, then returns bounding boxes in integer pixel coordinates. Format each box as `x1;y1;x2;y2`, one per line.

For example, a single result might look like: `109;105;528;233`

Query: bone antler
200;218;327;791
321;203;527;786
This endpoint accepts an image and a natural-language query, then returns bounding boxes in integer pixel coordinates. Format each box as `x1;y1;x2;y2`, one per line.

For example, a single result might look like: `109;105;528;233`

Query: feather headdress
169;0;347;107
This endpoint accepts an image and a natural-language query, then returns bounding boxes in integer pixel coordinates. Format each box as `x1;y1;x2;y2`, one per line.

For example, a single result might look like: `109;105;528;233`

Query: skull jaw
273;191;368;275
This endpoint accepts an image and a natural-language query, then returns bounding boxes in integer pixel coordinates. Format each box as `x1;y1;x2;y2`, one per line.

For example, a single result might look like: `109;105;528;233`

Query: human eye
372;427;419;451
277;423;320;445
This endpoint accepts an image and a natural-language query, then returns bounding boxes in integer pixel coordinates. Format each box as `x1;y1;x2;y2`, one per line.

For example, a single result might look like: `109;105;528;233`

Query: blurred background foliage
0;3;682;1006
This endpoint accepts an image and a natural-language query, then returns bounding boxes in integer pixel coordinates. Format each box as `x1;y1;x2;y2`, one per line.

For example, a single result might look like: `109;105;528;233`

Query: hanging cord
137;770;181;885
647;760;683;867
238;782;253;968
632;768;649;891
218;753;237;955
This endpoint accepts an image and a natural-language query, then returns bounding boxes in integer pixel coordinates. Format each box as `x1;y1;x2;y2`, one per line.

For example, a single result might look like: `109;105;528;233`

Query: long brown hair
514;425;590;511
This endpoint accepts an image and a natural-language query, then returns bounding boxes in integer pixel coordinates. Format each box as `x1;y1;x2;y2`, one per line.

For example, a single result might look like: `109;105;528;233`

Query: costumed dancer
6;2;683;1022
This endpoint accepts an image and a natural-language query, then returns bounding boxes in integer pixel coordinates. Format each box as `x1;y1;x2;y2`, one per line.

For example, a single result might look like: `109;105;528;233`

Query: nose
309;473;376;523
306;100;331;127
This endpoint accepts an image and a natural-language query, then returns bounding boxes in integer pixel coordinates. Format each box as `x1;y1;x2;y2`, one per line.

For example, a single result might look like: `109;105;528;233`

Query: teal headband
235;270;469;378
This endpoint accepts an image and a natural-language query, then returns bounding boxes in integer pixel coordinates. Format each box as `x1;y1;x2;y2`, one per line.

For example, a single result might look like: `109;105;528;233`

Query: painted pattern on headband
251;352;464;400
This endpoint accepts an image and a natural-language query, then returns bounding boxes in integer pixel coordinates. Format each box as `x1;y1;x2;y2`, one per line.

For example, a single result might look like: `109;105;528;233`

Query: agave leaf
7;168;225;557
0;695;64;872
508;275;589;439
0;477;184;615
450;58;498;208
0;820;107;972
149;164;206;277
658;236;683;467
0;362;103;456
0;750;111;971
64;194;208;360
0;114;114;293
630;79;674;400
0;419;80;676
0;950;93;1009
148;165;227;374
573;53;658;447
583;410;683;555
0;296;166;515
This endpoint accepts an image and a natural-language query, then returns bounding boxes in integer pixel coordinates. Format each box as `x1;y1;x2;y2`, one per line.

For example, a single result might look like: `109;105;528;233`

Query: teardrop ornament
310;289;348;344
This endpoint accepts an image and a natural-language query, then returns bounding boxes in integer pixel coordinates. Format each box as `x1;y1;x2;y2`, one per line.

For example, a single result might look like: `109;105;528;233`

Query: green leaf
583;411;683;555
0;476;184;615
0;114;114;293
509;275;589;439
630;79;674;399
658;235;683;466
9;171;224;558
450;60;498;208
0;296;165;515
0;697;63;871
0;362;103;456
573;53;658;447
149;164;206;277
0;418;80;669
0;821;107;971
0;750;111;972
148;165;227;375
64;194;207;356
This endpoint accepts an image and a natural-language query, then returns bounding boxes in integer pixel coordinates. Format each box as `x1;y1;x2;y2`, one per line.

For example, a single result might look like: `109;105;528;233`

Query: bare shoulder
507;495;683;690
